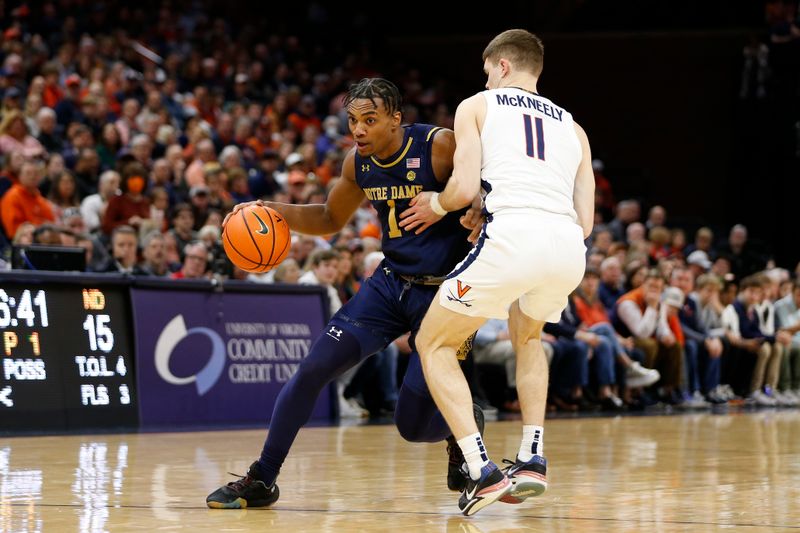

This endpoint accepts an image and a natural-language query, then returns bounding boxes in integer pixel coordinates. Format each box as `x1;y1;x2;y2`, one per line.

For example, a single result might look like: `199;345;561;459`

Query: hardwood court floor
2;411;800;532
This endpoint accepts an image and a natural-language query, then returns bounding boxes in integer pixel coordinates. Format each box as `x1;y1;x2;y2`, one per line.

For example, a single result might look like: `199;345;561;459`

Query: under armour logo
361;164;370;172
383;267;391;275
326;326;343;341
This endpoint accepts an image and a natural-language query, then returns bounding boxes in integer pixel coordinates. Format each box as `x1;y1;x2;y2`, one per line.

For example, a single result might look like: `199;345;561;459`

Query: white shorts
439;211;586;322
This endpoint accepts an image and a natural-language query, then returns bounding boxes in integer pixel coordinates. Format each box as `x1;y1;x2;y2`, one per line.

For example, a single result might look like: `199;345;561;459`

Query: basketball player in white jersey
400;29;594;515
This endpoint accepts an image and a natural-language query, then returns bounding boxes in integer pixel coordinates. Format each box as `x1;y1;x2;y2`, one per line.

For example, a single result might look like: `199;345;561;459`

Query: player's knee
415;329;433;353
508;319;544;346
509;308;544;347
414;330;440;364
394;412;423;441
394;390;425;442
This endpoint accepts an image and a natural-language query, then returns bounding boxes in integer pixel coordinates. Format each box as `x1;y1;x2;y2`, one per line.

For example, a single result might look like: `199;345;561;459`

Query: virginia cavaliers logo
252;212;270;235
457;280;471;298
446;280;474;307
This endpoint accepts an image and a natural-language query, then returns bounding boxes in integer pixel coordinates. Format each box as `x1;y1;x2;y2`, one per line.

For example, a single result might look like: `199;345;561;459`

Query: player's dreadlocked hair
343;78;403;116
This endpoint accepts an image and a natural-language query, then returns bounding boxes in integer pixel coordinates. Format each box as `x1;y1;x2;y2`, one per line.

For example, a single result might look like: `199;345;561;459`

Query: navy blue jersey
354;124;471;277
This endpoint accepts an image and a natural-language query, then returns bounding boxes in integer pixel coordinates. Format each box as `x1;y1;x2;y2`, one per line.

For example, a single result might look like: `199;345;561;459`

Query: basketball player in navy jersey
207;78;483;509
404;30;594;515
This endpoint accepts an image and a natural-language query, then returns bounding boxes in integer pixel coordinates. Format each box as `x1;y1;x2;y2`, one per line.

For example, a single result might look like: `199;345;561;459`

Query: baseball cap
65;74;81;87
4;86;21;99
190;184;210;197
153;68;167;84
3;27;21;41
662;287;685;308
285;152;304;167
687;250;712;270
124;68;142;81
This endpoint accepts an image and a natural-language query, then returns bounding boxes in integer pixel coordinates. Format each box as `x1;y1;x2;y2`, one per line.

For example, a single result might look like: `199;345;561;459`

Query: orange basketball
222;205;291;273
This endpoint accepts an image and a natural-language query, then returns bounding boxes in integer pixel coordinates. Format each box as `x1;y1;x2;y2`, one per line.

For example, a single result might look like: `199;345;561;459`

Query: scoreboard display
0;282;137;431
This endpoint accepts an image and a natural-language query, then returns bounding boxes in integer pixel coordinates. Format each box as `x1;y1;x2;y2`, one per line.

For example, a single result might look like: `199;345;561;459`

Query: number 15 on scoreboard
83;315;114;353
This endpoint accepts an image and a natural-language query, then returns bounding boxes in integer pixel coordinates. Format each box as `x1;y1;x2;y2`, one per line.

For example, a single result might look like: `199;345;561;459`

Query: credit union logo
154;315;225;395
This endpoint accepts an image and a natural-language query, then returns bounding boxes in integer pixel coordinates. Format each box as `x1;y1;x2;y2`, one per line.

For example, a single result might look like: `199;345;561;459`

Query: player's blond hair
483;29;544;76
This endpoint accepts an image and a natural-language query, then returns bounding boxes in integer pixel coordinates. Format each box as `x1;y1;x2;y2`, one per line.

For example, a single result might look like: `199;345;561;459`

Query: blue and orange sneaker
499;455;548;504
458;462;511;516
206;461;279;509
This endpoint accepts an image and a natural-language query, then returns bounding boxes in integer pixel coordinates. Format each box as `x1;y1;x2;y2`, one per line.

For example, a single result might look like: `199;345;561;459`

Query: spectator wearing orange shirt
40;63;64;109
572;267;659;404
102;163;151;236
611;270;684;403
288;95;322;134
1;160;55;238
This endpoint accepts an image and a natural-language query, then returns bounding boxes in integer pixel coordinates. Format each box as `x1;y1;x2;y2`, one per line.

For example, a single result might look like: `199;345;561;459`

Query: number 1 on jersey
523;114;545;161
387;199;402;238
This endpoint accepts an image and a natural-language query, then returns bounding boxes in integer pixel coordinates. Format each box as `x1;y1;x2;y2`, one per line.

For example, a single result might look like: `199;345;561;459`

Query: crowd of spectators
525;199;800;413
1;2;799;417
0;1;451;279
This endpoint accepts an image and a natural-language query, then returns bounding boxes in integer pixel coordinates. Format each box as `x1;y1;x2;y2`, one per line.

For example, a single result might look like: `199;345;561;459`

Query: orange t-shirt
1;184;55;238
572;293;610;327
42;84;64;109
617;287;684;345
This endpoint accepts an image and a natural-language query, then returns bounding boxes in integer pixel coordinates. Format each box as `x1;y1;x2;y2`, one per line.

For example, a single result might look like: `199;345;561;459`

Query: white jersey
480;88;581;221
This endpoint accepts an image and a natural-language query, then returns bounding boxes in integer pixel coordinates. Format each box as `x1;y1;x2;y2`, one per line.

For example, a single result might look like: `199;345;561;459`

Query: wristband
430;192;448;216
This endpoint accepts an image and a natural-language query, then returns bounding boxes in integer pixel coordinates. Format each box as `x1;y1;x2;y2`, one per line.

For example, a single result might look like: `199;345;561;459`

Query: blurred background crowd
1;0;800;417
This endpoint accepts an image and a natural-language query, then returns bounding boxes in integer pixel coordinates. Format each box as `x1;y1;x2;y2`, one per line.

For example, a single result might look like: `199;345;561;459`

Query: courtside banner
131;285;330;427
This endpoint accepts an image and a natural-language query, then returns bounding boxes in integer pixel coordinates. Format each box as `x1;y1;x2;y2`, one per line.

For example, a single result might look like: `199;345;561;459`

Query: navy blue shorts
329;262;438;394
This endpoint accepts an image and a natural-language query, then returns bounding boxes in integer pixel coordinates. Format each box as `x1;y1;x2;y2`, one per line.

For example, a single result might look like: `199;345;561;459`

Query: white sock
457;432;489;480
518;425;544;462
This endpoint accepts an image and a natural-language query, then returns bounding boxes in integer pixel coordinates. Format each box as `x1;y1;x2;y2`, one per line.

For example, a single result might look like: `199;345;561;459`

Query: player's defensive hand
223;199;267;227
460;206;484;244
399;192;443;234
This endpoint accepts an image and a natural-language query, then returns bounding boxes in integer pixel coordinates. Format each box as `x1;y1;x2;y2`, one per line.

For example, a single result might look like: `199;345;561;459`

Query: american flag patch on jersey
406;158;420;168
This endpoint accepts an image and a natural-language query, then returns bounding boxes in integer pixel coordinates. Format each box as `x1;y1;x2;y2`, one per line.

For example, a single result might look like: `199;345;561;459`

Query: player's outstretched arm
223;149;365;236
572;122;595;239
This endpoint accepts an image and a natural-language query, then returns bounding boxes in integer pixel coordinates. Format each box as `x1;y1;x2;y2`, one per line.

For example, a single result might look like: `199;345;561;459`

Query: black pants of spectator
722;346;756;397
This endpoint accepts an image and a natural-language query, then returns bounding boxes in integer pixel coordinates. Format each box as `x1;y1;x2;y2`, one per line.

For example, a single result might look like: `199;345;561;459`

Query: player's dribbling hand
399;192;443;234
223;199;267;227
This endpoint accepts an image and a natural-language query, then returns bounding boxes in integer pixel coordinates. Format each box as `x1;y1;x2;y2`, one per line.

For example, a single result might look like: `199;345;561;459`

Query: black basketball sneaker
458;461;512;516
446;403;486;491
206;461;280;509
499;455;548;504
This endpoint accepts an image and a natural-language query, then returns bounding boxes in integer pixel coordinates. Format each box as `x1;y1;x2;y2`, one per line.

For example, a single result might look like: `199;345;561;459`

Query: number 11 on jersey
523;114;545;161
